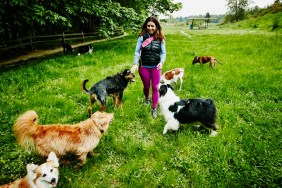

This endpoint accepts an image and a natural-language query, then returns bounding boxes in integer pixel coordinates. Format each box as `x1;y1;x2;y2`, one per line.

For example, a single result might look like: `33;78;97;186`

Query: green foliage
225;0;251;22
0;25;281;187
0;0;181;40
222;12;282;32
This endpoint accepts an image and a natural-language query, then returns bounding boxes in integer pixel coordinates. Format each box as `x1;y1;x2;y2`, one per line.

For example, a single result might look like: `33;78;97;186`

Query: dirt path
0;33;128;69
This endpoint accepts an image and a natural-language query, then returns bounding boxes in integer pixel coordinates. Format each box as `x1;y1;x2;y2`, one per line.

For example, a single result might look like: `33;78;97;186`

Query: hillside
224;11;282;32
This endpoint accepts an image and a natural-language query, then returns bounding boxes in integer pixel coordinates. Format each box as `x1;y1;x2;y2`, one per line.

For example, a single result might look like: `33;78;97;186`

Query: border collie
158;83;218;136
78;44;93;56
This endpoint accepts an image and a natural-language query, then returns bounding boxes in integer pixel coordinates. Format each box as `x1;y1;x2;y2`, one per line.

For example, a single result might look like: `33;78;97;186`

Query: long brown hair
138;16;165;42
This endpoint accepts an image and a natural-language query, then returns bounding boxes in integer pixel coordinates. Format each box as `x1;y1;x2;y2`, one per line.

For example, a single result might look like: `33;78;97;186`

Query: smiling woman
130;16;166;119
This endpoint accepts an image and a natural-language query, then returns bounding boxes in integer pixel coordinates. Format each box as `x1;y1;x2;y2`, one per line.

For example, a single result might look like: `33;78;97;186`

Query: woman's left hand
157;63;163;70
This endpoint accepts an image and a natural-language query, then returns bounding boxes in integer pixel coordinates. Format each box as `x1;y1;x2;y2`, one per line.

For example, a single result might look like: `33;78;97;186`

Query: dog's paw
210;130;218;137
163;129;168;135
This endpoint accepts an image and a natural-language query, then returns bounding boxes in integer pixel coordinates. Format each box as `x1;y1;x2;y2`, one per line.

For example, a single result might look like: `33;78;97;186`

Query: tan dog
192;56;222;69
0;152;59;188
13;110;113;167
161;68;184;91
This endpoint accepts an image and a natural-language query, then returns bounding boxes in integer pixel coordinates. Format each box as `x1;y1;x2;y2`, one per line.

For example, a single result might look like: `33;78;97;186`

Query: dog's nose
51;178;56;183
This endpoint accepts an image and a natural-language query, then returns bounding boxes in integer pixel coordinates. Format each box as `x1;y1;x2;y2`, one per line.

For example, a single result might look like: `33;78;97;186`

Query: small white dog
158;83;218;136
0;152;59;188
161;68;184;91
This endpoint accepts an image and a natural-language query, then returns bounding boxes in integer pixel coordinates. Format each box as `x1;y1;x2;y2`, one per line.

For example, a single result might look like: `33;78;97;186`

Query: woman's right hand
130;65;138;73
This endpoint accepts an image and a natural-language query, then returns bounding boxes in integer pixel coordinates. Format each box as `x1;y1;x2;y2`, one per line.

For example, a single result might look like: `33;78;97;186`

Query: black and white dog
62;42;73;53
78;44;93;56
158;83;218;136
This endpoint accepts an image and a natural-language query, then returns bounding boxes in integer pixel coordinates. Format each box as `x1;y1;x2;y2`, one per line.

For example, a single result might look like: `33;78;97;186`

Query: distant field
0;25;281;187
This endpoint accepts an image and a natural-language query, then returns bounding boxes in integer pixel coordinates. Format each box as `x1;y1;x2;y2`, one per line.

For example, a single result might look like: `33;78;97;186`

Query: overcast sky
169;0;275;17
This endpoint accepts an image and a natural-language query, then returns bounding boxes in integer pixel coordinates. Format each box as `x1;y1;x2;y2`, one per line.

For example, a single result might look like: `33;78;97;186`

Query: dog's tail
13;110;38;150
215;59;223;65
81;79;91;94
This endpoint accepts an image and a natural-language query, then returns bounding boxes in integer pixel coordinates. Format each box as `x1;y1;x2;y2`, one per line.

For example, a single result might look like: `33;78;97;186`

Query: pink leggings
138;66;161;109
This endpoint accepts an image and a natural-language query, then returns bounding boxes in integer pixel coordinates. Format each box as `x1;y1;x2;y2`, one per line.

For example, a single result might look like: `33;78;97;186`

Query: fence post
29;30;34;51
82;31;85;42
62;32;65;44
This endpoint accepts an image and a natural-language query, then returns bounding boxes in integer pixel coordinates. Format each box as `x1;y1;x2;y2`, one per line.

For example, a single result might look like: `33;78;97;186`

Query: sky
168;0;275;17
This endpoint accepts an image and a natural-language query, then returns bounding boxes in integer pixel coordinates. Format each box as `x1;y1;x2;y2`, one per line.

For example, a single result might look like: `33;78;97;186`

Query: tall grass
0;25;281;187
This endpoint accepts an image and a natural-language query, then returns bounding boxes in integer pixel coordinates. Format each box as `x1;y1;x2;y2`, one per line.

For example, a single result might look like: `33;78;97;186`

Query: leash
142;36;155;48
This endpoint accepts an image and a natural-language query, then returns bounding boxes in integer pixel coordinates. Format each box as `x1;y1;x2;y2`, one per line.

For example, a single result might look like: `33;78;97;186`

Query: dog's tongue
51;181;57;187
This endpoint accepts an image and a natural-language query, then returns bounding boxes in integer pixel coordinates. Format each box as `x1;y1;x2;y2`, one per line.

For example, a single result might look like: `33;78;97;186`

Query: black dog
62;43;73;53
78;44;93;55
82;69;135;115
158;83;218;136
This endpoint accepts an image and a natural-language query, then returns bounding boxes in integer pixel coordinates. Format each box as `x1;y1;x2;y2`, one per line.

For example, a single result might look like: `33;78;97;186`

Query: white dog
158;83;218;136
161;68;184;91
0;152;59;188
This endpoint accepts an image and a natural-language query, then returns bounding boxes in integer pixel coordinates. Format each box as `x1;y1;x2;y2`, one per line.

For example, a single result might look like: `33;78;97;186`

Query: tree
205;12;210;28
226;0;251;22
0;0;182;41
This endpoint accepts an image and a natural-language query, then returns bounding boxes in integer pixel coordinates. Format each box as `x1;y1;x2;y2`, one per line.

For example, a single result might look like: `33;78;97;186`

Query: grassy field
0;24;281;187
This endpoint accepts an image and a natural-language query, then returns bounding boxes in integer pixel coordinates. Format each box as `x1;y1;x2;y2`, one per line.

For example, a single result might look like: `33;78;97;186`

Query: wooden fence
0;28;123;60
0;28;123;53
0;31;99;52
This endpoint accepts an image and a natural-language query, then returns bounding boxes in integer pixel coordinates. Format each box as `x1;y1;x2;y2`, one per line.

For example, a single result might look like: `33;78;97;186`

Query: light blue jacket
133;36;166;68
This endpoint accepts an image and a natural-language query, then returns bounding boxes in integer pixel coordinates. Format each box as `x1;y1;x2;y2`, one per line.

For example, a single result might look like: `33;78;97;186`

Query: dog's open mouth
45;179;57;187
51;181;57;187
127;74;135;82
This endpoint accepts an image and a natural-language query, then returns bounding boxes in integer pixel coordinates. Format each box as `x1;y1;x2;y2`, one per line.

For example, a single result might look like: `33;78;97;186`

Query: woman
130;16;166;118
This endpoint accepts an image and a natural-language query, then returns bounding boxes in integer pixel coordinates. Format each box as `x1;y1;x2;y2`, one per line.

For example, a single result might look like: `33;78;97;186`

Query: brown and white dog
13;110;113;167
192;56;222;69
0;152;59;188
161;68;184;91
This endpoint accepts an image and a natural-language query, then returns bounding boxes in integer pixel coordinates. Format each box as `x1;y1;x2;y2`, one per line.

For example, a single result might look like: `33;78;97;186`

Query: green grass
0;25;282;187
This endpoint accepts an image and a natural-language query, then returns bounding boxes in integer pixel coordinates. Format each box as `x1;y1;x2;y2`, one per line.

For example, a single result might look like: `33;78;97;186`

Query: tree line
1;0;280;45
225;0;281;23
0;0;182;42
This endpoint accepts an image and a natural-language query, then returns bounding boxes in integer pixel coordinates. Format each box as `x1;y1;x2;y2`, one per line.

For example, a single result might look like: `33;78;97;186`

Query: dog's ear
167;84;174;90
91;112;110;132
94;117;108;127
121;69;130;75
47;152;59;168
26;164;38;180
159;84;167;97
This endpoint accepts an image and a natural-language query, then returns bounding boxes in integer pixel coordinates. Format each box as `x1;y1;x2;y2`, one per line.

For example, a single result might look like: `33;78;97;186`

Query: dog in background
192;56;222;69
78;44;93;55
161;68;184;91
158;83;218;136
0;152;59;188
13;110;113;167
62;42;72;53
82;69;135;115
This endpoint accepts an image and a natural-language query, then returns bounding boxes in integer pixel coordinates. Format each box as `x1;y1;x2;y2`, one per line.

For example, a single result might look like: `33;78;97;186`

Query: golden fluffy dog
0;152;59;188
192;56;222;69
13;110;113;167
